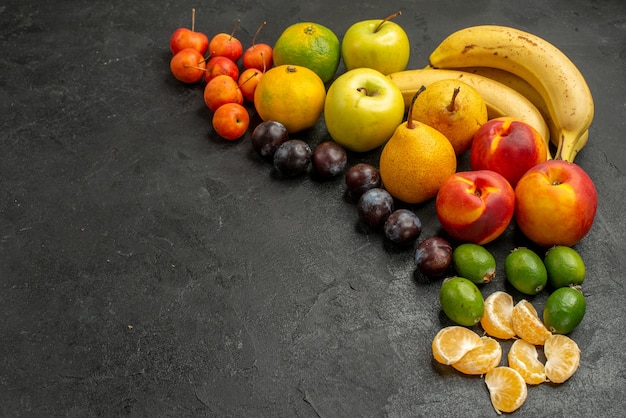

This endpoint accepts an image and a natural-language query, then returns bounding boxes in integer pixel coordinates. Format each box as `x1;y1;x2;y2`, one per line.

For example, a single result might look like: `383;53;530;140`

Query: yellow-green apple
341;12;410;75
324;68;405;152
436;170;515;245
470;117;548;187
514;160;597;247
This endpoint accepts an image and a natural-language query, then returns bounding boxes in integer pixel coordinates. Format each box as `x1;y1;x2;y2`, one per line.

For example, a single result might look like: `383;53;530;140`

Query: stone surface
1;0;625;416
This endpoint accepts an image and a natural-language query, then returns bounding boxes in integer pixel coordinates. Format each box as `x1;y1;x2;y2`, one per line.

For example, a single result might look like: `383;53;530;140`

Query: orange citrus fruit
272;22;340;83
508;339;547;385
480;291;516;340
379;120;457;204
512;299;552;345
484;366;528;414
410;78;488;155
253;64;326;133
431;325;482;365
451;336;502;375
544;334;581;383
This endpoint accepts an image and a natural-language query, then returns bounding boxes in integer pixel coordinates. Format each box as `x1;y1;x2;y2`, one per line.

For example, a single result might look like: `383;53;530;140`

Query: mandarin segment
480;291;516;340
512;299;552;345
451;336;502;375
508;339;547;385
431;326;482;365
544;334;581;383
484;366;528;414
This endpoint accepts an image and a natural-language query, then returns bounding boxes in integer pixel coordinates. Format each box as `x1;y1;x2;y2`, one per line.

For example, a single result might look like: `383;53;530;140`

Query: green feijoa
543;286;586;334
544;245;586;289
439;276;485;326
452;243;496;284
504;247;548;295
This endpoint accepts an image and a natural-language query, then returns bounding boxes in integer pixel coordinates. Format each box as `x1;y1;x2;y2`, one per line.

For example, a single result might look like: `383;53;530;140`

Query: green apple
341;12;410;75
324;68;405;152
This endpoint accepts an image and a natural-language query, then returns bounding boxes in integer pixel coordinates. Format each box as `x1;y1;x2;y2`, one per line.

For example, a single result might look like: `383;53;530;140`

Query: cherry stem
261;51;267;72
252;21;266;46
230;18;241;40
374;11;401;33
407;85;426;129
191;8;196;32
447;87;460;112
240;71;259;87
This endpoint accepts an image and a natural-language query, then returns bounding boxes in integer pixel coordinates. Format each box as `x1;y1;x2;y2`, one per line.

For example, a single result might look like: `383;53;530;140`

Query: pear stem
374;11;402;33
447;87;460;112
407;85;426;129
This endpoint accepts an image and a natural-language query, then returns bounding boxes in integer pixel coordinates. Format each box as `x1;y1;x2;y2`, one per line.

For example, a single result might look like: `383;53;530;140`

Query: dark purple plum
357;188;394;228
273;139;312;177
415;236;453;277
312;141;347;179
251;120;289;160
384;209;422;245
345;163;381;198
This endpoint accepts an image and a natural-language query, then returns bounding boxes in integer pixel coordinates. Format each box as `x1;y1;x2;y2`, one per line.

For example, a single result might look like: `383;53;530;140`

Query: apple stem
374;11;402;33
447;87;460;112
230;18;241;40
406;85;426;129
252;21;267;46
191;8;196;32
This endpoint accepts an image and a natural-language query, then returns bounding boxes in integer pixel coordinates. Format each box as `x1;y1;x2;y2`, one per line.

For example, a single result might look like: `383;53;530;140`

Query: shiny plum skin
357;188;394;228
345;163;381;198
415;236;453;277
251;120;290;160
273;139;312;177
384;209;422;245
312;141;348;179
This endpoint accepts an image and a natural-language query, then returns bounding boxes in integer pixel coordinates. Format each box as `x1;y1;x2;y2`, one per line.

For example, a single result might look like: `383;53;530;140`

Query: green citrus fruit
504;247;547;295
543;286;586;334
439;276;484;326
544;245;586;289
272;22;341;83
452;243;496;284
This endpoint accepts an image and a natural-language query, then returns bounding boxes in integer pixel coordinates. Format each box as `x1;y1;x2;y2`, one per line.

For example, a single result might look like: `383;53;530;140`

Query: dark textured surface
1;0;626;416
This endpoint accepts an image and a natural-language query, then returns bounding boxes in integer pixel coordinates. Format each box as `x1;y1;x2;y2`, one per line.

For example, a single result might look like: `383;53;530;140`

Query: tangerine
544;334;581;383
254;65;326;133
484;366;528;414
480;291;516;340
451;336;502;375
508;339;547;385
431;325;482;365
272;22;340;83
512;299;552;345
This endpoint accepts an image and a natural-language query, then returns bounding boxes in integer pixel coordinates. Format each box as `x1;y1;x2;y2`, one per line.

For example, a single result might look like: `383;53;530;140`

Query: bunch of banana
388;67;552;159
427;25;594;163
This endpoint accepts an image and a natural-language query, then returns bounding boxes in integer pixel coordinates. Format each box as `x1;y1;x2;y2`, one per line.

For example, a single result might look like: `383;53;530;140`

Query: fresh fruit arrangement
166;10;599;414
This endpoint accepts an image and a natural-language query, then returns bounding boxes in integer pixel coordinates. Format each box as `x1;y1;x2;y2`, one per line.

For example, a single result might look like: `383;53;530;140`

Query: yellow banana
387;68;552;158
428;25;594;162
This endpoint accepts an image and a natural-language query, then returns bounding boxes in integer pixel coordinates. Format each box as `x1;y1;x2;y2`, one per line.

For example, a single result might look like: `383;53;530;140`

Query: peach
436;170;515;245
470;117;548;187
515;160;597;247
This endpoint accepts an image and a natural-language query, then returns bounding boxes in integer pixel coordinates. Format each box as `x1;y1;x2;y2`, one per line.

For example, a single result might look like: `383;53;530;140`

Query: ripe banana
387;68;552;158
428;25;594;162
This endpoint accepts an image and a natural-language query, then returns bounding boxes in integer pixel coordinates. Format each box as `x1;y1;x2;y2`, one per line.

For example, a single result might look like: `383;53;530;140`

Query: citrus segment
431;326;482;365
484;366;528;414
544;334;581;383
512;299;552;345
452;336;502;375
253;65;326;133
272;22;340;83
508;339;547;385
480;291;516;340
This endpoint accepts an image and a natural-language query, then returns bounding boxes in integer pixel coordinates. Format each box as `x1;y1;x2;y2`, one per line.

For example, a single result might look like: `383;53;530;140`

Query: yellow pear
410;79;488;155
379;92;457;204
